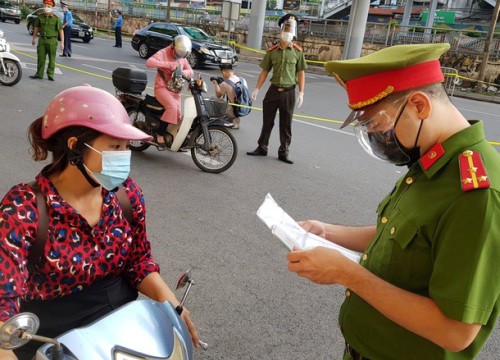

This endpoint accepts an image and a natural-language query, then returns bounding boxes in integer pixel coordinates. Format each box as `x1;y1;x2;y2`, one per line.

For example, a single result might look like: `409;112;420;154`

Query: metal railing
441;67;460;96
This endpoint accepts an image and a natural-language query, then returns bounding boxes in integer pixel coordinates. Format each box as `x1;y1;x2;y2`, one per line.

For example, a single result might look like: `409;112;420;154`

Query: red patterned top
0;171;160;321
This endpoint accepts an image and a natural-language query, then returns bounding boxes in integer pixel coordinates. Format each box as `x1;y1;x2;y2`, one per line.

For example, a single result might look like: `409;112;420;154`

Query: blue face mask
84;144;131;191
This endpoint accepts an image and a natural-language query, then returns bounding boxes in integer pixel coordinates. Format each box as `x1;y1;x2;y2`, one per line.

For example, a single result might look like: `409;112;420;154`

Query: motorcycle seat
145;95;164;111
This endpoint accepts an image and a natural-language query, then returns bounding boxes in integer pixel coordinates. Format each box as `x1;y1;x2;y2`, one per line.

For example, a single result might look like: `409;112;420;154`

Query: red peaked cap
43;0;55;6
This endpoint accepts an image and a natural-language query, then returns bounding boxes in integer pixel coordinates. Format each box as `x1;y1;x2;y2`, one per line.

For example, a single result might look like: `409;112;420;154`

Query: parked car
131;22;237;69
27;7;93;43
0;0;21;24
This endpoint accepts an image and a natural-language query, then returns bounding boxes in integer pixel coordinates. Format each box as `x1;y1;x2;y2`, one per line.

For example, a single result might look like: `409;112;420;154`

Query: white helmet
173;35;192;59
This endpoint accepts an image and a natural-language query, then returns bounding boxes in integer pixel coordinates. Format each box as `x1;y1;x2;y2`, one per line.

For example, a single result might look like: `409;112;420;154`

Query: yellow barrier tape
12;49;499;147
443;72;499;88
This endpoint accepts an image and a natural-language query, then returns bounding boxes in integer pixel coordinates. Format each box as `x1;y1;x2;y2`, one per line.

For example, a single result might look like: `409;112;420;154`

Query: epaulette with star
292;43;303;51
267;44;278;51
459;150;491;191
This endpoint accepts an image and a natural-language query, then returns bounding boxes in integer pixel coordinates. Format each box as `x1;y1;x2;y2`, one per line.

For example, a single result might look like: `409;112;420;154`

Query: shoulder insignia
267;45;278;51
292;43;303;51
458;150;490;192
420;143;445;171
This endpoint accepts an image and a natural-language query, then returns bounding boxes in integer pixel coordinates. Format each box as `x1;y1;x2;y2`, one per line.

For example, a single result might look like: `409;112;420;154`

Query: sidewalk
237;53;500;105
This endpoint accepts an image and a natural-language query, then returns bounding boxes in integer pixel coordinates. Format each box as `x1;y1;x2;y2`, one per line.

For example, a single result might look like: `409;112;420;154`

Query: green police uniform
324;44;500;359
34;13;62;79
340;121;500;359
260;44;307;88
256;44;307;156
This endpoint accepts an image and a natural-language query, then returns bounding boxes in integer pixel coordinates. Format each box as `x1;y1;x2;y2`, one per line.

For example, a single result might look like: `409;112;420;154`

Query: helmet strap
65;145;100;188
76;162;100;188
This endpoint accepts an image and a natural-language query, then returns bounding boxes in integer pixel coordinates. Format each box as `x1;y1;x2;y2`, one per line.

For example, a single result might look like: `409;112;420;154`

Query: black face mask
394;118;424;168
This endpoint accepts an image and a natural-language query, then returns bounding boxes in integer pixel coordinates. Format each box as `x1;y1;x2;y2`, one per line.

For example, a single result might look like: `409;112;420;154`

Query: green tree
267;0;277;10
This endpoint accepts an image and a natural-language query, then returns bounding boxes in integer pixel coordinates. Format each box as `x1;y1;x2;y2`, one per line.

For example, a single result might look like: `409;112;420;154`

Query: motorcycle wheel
126;107;151;152
0;59;22;86
191;126;237;173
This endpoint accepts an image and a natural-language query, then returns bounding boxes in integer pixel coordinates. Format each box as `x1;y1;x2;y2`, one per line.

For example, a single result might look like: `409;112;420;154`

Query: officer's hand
251;88;259;101
296;92;304;108
31;38;36;46
287;247;355;285
298;220;328;240
60;43;64;51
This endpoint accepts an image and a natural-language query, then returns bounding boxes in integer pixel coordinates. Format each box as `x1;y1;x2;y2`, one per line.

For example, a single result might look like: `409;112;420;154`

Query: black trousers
257;84;296;156
63;26;71;55
14;277;137;360
115;27;122;47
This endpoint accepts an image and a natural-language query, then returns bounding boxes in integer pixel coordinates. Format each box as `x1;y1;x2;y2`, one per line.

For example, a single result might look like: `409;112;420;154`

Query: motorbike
0;269;207;360
0;29;22;86
112;67;238;174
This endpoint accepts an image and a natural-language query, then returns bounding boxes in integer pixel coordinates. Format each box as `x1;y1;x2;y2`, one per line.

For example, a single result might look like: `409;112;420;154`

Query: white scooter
0;29;22;86
0;269;207;359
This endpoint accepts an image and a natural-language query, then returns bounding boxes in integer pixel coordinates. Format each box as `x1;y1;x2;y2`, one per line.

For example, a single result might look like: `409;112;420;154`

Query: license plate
221;59;231;64
79;31;85;37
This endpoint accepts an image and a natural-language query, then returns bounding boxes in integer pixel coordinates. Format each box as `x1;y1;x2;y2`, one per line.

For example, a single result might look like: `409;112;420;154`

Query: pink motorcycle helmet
41;84;153;141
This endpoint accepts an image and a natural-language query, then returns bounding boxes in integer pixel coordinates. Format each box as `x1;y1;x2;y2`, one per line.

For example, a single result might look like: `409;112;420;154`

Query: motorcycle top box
112;68;147;94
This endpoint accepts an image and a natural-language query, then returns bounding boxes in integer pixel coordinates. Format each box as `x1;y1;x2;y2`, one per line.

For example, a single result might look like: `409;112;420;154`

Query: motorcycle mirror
0;313;39;350
175;268;192;290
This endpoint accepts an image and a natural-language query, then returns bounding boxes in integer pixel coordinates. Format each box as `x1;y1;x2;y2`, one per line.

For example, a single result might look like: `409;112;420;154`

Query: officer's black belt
272;84;296;92
345;341;370;360
41;36;57;38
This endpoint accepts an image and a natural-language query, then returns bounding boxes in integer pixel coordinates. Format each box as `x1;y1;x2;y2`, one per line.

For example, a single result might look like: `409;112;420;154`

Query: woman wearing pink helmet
0;85;199;359
146;35;194;149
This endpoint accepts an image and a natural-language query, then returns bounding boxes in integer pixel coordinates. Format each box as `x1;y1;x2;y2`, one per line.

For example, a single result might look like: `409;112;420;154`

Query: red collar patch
420;143;445;171
459;150;491;191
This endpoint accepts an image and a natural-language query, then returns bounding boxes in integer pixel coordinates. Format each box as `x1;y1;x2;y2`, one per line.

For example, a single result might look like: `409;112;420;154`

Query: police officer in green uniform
30;0;63;81
287;44;500;359
247;13;307;164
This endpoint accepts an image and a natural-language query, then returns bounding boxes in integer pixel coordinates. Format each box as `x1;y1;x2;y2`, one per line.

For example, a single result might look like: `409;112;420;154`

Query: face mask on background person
44;6;53;13
280;32;294;44
84;144;132;191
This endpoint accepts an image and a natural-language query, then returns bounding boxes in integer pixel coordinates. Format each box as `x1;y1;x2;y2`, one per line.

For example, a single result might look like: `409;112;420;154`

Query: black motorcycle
112;68;237;174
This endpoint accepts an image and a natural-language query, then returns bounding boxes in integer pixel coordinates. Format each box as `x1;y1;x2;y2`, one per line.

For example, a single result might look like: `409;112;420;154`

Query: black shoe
68;54;71;57
247;147;267;156
29;75;42;79
60;54;67;57
48;77;55;81
278;155;294;164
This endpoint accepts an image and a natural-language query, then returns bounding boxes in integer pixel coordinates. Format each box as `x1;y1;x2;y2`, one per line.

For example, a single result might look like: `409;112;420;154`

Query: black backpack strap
27;181;48;272
115;186;134;225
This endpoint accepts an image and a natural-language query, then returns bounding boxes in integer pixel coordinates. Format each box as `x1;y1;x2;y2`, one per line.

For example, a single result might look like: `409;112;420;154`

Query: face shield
351;98;411;165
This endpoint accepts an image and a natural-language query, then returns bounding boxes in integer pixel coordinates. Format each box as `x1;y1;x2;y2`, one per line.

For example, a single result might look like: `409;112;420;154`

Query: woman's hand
298;220;328;240
180;307;200;348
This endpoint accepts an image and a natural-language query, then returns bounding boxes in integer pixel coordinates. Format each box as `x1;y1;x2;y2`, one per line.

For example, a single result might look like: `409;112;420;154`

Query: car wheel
14;19;20;24
28;22;34;35
83;36;91;43
187;52;200;69
138;42;150;59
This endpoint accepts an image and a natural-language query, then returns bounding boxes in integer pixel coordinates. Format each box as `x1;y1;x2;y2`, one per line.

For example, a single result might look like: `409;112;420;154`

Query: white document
256;193;361;263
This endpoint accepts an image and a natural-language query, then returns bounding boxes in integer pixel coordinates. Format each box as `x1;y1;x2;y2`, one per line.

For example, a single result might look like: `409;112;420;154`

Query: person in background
287;43;500;360
212;64;248;130
60;2;72;57
247;13;307;165
0;85;199;360
145;35;194;150
29;0;63;81
112;10;123;48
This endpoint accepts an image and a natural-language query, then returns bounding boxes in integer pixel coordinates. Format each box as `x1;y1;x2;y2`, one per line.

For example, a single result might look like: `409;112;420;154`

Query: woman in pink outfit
146;35;194;149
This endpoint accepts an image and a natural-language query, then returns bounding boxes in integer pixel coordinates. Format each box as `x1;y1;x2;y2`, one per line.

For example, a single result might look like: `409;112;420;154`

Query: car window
149;24;168;35
34;8;44;15
180;26;211;41
72;13;83;22
164;24;179;37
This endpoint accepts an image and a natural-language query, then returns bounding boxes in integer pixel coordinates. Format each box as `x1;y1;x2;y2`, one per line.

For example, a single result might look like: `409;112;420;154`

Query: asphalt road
1;21;499;359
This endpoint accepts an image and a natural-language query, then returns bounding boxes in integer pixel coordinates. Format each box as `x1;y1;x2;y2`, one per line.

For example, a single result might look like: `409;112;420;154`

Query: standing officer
247;13;307;165
60;2;73;57
287;44;500;359
29;0;63;81
112;10;123;48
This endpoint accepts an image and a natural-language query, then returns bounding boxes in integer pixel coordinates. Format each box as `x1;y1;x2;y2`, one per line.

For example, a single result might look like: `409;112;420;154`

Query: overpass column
247;0;267;51
342;0;370;59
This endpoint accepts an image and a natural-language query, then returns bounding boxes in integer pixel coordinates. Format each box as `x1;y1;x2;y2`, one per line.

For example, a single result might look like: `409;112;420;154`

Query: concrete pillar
342;0;370;59
424;0;438;38
247;0;267;51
